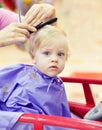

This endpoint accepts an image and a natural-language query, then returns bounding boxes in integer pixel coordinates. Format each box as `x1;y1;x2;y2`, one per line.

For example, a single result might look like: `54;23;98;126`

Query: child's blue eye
58;52;65;57
44;51;49;55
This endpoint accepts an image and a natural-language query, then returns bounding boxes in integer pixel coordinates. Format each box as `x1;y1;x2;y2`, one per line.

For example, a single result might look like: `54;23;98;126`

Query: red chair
18;77;102;129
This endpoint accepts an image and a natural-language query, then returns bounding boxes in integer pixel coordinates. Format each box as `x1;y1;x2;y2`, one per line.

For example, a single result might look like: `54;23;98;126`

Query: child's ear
31;55;34;59
32;57;36;64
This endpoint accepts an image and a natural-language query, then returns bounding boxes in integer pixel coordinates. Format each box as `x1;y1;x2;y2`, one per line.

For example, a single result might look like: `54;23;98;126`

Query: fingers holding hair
24;3;56;26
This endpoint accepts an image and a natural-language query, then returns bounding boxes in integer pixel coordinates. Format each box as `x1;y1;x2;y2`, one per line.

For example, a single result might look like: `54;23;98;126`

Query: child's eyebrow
41;48;51;51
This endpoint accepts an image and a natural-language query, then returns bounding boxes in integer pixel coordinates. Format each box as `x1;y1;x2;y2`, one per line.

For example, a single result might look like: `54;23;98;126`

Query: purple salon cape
0;111;23;130
0;64;71;129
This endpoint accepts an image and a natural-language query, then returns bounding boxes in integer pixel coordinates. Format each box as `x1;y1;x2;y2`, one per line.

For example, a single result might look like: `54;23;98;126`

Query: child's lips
49;66;58;69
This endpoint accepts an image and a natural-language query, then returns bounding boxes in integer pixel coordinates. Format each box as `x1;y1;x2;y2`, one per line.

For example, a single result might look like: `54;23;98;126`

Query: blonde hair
28;25;69;59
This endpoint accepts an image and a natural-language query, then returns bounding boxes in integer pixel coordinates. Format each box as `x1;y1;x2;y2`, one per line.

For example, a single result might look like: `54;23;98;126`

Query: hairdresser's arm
0;8;18;30
24;3;56;26
0;23;36;47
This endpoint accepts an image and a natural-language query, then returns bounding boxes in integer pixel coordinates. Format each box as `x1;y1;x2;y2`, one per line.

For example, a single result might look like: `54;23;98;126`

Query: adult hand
24;3;56;26
0;22;36;47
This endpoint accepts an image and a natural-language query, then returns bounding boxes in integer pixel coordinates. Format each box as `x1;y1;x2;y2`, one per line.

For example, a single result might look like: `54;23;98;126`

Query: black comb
29;17;57;33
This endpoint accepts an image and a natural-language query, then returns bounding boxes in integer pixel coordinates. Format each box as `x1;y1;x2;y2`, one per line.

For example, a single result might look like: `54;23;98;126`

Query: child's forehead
40;40;68;51
41;35;68;46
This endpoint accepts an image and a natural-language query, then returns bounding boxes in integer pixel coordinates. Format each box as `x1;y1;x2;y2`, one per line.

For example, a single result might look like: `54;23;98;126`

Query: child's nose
51;55;58;62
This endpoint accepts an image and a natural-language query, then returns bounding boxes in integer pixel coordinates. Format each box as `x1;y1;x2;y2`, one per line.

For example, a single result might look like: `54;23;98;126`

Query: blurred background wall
54;0;102;77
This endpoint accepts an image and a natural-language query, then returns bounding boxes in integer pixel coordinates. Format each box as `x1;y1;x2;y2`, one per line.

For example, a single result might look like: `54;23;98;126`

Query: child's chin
47;73;57;77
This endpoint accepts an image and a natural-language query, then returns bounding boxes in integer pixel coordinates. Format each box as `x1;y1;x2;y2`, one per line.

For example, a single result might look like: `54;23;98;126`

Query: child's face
33;40;68;77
